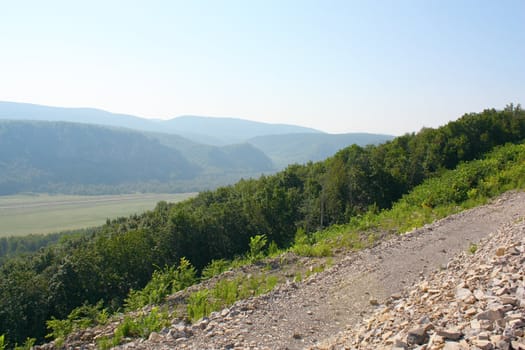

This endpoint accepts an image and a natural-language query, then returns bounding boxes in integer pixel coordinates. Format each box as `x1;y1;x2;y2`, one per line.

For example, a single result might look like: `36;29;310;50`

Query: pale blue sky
1;0;524;135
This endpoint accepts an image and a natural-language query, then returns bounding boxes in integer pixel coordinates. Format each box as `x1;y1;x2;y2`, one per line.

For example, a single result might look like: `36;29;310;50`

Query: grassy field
0;193;196;237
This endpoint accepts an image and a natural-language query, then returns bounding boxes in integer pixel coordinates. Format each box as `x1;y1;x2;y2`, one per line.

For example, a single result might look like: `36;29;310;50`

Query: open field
0;193;196;237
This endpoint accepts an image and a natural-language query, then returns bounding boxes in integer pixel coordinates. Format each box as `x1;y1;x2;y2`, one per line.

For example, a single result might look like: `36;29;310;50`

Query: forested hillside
0;105;524;347
0;121;274;195
151;132;274;172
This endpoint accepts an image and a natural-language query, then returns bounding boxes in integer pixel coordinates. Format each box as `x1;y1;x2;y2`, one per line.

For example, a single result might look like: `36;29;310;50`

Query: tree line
0;105;524;346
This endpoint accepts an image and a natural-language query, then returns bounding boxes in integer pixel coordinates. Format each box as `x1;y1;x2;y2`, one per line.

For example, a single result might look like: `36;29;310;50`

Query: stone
476;309;504;321
394;338;408;348
391;293;402;300
511;341;525;350
407;327;428;345
496;247;506;256
148;332;164;342
472;339;494;350
474;289;485;301
221;308;230;317
465;307;477;316
436;328;462;341
477;331;490;340
495;339;510;350
500;296;518;305
456;288;473;301
443;341;462;350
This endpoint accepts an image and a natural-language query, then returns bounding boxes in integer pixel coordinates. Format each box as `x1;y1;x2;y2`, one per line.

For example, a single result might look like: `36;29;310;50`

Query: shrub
46;301;108;346
98;307;169;349
125;257;197;311
267;240;280;256
187;290;212;322
201;259;231;280
248;234;267;261
292;241;332;257
187;274;279;322
14;337;35;350
0;334;6;350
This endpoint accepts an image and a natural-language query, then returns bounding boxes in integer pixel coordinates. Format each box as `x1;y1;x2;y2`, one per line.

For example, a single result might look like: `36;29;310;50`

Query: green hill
149;132;274;172
0;121;274;195
0;104;524;346
0;101;396;175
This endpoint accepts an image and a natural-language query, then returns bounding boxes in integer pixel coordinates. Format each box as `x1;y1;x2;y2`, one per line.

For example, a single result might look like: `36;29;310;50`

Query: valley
0;106;524;349
0;193;195;237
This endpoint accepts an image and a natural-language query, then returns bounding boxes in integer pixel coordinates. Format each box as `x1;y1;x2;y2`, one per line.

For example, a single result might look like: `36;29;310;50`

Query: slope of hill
114;191;525;350
0;121;274;195
149;132;274;172
248;132;394;168
1;105;524;347
0;101;321;146
314;202;525;350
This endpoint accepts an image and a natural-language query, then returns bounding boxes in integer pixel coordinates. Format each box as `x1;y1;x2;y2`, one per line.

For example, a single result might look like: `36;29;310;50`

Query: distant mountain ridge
165;115;320;144
248;133;394;168
0;101;394;194
0;101;321;145
0;120;274;195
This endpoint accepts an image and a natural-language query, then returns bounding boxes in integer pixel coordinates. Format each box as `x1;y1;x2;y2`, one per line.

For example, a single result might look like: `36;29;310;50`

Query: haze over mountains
0;101;320;145
0;101;393;194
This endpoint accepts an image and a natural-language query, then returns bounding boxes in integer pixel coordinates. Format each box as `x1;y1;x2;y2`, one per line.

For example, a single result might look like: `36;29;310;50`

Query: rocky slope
38;191;525;350
312;215;525;350
116;192;525;350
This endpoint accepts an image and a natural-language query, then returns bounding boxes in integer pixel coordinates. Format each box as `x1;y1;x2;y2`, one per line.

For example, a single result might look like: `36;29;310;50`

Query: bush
248;234;267;261
267;241;281;256
46;301;108;346
201;259;231;280
97;307;169;349
292;241;332;257
187;274;279;322
187;290;212;322
125;257;197;311
212;279;239;307
14;337;35;350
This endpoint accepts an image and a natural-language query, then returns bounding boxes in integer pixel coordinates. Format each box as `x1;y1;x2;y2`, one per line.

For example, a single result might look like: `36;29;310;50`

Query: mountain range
0;101;394;194
0;101;319;145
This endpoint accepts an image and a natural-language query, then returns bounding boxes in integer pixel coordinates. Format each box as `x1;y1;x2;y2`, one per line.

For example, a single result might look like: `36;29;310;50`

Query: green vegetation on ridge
0;105;524;347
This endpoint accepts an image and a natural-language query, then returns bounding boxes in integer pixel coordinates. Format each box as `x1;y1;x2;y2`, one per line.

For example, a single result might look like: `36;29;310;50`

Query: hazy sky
1;0;524;135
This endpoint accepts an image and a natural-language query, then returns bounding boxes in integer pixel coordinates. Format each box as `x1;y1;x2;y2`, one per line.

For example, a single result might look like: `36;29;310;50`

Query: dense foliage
0;105;524;346
0;229;94;262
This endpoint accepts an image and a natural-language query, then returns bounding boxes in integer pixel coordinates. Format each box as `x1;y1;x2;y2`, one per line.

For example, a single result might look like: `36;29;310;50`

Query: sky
1;0;524;135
